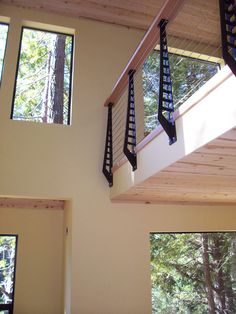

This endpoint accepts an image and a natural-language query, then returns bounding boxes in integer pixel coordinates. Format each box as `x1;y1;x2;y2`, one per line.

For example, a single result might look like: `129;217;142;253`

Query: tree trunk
228;233;236;312
52;34;66;124
231;234;236;287
42;51;52;123
225;271;235;313
212;234;226;313
202;233;217;314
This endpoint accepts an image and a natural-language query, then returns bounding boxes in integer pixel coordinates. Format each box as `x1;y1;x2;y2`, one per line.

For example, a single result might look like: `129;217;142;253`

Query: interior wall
0;4;236;314
0;207;64;314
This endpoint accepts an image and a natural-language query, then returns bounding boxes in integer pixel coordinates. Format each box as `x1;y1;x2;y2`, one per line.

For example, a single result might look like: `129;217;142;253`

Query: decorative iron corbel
102;103;113;187
158;19;177;145
219;0;236;76
123;69;137;171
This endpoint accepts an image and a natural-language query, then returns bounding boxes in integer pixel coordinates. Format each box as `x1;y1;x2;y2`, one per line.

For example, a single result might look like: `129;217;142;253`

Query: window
12;27;74;125
142;52;219;133
0;235;18;314
150;232;236;314
0;23;9;84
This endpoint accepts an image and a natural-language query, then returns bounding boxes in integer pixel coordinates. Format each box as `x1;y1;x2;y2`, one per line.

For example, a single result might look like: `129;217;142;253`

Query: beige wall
0;4;236;314
0;207;64;314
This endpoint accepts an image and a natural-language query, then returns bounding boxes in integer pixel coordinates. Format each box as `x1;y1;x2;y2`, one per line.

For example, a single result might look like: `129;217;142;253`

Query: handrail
104;0;186;108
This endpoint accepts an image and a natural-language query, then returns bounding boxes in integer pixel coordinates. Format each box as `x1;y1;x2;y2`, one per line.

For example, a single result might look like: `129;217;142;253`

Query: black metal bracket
102;103;113;187
158;19;177;145
219;0;236;76
123;69;137;171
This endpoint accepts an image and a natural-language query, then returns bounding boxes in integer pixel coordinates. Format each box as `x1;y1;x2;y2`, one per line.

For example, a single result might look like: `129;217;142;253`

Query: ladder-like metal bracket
123;69;137;171
219;0;236;76
102;103;113;187
158;19;177;145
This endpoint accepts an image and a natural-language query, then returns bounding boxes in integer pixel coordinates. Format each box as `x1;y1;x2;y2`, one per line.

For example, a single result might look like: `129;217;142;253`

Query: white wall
0;207;64;314
0;4;236;314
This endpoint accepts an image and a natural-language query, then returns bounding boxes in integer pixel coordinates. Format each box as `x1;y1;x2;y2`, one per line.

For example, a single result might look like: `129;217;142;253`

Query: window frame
0;22;10;86
11;26;74;125
0;234;18;314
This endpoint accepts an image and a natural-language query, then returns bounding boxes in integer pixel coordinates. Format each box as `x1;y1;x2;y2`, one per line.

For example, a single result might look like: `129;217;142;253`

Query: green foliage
0;236;17;305
150;233;236;314
13;28;73;124
142;51;219;133
0;23;9;82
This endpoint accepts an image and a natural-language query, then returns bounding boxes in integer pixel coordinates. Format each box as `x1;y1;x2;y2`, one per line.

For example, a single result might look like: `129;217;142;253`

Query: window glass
150;232;236;314
12;27;73;124
142;52;219;133
0;235;17;313
0;23;9;83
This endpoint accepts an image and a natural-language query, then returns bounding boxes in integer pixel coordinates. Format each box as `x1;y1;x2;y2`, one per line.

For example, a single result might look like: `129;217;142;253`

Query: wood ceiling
0;0;165;29
113;128;236;206
0;0;221;48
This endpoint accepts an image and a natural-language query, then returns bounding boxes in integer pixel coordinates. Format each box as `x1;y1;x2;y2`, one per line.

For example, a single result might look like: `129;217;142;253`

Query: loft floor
111;66;236;205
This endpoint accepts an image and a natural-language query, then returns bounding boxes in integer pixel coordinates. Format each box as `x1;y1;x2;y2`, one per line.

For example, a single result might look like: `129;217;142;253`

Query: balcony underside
111;67;236;205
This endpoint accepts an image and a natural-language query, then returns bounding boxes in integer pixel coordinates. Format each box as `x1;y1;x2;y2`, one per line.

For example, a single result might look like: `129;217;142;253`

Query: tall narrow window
12;27;73;125
0;235;18;314
0;23;9;84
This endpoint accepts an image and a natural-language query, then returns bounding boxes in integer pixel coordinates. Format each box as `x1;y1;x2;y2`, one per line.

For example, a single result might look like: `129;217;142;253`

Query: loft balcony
102;0;236;205
111;66;236;205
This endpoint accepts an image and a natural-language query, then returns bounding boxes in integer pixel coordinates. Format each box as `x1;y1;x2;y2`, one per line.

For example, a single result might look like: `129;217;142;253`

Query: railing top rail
104;0;186;108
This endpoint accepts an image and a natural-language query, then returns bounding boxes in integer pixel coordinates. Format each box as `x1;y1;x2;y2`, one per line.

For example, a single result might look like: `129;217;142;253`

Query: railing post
102;103;113;187
123;69;137;171
219;0;236;75
158;19;177;145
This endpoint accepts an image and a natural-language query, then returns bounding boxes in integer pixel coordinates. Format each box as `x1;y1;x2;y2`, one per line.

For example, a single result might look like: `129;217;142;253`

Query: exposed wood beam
0;197;65;210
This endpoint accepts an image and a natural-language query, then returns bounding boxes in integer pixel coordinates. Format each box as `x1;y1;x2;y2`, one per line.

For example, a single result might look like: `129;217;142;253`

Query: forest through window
0;235;17;314
142;52;219;133
0;23;9;84
12;27;73;125
150;232;236;314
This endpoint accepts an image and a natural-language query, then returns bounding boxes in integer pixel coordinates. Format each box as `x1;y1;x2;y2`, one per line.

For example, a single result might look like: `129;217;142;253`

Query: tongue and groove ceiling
1;0;165;29
0;0;221;48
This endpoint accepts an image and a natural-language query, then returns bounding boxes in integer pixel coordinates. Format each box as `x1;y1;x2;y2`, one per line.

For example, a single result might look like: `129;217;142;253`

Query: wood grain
0;0;222;108
0;0;220;43
0;197;65;210
112;128;236;205
104;0;187;107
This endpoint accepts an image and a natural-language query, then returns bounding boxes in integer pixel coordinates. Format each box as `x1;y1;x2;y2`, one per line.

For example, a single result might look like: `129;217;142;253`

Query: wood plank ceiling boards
113;128;236;206
0;0;221;49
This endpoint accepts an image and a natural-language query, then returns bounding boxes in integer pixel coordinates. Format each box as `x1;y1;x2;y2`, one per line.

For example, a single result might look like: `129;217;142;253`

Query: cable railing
102;0;236;187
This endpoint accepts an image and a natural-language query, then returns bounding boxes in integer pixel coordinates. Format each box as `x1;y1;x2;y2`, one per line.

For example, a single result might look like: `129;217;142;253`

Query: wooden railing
104;0;186;108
